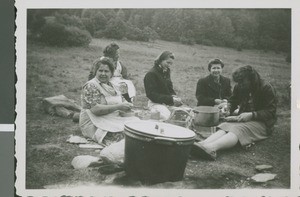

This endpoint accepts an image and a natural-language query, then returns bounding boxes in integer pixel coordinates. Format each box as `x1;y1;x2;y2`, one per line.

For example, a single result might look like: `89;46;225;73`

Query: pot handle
153;136;177;144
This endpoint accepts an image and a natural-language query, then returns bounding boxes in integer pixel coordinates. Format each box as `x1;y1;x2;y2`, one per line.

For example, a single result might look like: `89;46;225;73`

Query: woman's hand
214;99;223;105
173;96;183;107
215;99;227;105
225;113;253;122
237;112;253;122
219;105;230;117
118;102;133;112
225;116;239;122
217;102;227;109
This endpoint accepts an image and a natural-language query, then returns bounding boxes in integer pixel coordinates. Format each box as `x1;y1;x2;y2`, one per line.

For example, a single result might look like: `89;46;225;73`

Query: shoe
191;142;217;161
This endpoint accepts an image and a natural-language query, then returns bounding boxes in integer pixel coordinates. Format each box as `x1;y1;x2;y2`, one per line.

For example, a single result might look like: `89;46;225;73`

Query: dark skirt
217;121;268;146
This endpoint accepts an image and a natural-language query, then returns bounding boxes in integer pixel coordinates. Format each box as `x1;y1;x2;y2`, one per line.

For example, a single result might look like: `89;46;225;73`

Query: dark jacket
196;75;232;106
144;65;176;105
229;80;277;135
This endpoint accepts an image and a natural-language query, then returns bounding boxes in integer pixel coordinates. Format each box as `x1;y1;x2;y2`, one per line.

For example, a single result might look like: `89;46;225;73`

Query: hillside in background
27;9;291;54
26;38;290;189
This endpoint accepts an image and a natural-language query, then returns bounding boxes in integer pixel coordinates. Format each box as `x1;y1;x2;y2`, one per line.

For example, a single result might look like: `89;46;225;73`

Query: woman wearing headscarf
196;58;232;107
192;65;277;160
144;51;183;120
80;57;139;146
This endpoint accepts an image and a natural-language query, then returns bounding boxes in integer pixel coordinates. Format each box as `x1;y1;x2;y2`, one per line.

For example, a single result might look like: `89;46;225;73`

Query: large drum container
124;120;195;184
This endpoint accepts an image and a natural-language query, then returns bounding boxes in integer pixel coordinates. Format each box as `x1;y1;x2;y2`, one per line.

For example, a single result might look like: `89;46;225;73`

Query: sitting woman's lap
147;101;171;121
217;121;268;146
79;111;124;146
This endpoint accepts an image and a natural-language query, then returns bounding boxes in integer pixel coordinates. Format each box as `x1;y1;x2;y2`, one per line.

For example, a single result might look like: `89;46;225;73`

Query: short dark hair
208;58;224;71
154;51;175;67
90;57;115;79
103;43;119;58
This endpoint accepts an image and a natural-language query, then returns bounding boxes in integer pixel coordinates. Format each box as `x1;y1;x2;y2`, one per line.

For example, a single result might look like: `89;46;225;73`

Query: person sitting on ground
196;58;232;107
144;51;183;120
80;57;139;146
191;65;277;160
88;43;136;103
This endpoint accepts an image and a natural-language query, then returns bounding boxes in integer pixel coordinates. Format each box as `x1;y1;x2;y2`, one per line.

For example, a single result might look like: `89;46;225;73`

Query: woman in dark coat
144;51;183;120
196;58;232;106
192;65;277;160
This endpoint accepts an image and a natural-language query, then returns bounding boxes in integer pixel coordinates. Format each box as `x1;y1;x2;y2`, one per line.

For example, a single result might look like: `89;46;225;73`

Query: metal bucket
193;106;219;127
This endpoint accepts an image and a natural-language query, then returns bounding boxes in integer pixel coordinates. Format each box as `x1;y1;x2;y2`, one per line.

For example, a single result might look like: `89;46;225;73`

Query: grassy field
26;38;291;189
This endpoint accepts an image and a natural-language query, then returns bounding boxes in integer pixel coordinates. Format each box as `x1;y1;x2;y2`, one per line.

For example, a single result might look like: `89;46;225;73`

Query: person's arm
165;70;176;95
228;85;239;115
119;61;129;79
144;72;174;105
90;102;132;116
225;86;243;122
234;83;277;122
167;80;176;96
195;78;215;106
223;77;232;100
252;83;277;121
82;83;132;116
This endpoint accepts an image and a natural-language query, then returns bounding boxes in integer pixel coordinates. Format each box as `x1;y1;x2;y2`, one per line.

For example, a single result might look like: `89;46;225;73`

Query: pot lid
124;120;195;139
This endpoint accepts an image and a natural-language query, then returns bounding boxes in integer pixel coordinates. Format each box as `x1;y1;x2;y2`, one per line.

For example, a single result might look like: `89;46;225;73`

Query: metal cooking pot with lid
125;120;195;143
124;120;195;184
193;106;219;127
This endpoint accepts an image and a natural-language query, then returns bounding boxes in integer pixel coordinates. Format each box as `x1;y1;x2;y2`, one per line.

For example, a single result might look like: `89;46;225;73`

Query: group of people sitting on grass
79;42;277;161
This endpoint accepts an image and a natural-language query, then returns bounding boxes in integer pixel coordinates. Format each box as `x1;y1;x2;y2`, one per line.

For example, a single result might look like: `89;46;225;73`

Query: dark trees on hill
27;8;291;53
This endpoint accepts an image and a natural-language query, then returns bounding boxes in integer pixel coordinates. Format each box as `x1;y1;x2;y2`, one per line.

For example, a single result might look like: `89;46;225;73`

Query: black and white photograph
15;0;300;196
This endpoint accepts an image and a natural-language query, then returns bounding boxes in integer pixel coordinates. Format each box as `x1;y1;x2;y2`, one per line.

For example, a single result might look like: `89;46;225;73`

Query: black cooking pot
124;120;195;184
